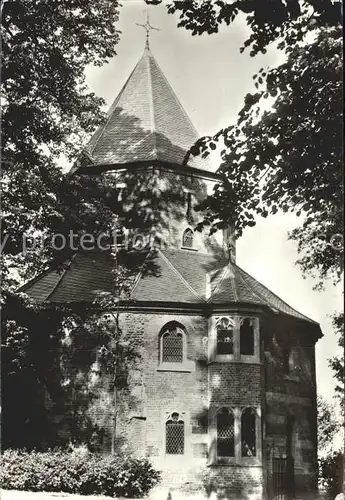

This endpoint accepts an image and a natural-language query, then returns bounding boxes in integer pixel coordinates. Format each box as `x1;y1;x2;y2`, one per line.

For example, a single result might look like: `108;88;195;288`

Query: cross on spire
136;12;160;49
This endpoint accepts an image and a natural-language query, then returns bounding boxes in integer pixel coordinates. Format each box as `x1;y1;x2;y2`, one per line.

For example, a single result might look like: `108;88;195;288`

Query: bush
1;449;161;498
319;451;344;500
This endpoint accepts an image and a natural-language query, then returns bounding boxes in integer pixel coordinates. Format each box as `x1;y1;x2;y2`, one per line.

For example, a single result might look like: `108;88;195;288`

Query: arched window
216;317;234;355
161;323;185;364
241;408;256;457
216;407;235;457
240;318;255;355
165;412;185;455
182;228;194;248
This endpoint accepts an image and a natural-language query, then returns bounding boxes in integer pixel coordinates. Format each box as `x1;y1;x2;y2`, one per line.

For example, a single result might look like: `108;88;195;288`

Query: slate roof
20;249;318;325
76;47;212;173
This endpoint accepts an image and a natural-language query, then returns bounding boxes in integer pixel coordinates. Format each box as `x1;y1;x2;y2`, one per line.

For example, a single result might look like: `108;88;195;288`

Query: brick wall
114;311;264;498
209;363;261;406
206;465;264;500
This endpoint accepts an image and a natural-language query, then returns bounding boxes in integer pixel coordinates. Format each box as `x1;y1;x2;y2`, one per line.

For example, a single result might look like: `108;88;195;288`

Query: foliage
194;26;342;288
1;0;191;293
318;318;344;497
319;451;344;499
1;0;170;454
1;448;161;498
1;250;143;452
147;0;343;289
2;0;119;165
317;395;341;454
2;0;342;465
1;291;68;450
66;251;142;453
329;312;345;417
2;171;121;292
147;0;342;56
1;0;121;291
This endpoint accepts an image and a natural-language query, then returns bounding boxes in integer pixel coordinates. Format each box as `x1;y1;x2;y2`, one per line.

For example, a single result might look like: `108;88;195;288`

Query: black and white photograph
1;1;343;499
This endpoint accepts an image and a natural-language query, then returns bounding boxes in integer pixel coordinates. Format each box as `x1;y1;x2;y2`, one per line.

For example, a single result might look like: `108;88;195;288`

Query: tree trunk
111;384;117;455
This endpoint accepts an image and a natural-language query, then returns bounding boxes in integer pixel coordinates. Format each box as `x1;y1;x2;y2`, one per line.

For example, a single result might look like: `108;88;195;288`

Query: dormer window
182;228;194;249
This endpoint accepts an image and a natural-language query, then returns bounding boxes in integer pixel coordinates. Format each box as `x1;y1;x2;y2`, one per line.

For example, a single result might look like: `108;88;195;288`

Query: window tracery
211;316;259;361
165;412;185;455
209;406;261;463
157;322;194;373
162;327;184;363
216;317;234;355
216;407;235;458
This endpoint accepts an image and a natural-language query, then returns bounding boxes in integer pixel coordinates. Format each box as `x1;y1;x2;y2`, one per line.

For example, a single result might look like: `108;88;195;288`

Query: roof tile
21;249;318;324
78;48;212;172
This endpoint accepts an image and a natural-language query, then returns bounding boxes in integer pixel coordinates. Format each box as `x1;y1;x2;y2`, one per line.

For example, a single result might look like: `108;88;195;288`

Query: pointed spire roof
79;47;213;173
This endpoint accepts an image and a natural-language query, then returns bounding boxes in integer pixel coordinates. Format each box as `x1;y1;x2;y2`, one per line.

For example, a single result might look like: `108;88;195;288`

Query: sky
84;0;343;403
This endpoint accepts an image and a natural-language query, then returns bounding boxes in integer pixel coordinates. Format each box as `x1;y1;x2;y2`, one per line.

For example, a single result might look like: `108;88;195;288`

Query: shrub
319;451;344;500
1;449;161;498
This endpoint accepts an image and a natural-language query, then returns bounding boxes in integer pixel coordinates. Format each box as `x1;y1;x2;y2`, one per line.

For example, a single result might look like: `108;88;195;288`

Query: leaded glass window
241;408;256;457
161;326;184;363
216;317;234;355
216;407;235;457
240;318;255;355
166;412;185;455
182;228;194;248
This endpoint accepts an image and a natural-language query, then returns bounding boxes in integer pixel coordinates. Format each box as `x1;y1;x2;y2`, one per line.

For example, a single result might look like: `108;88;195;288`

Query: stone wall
263;314;318;498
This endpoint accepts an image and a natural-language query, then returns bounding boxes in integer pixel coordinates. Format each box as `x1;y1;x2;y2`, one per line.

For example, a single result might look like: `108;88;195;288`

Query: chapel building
23;44;322;500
